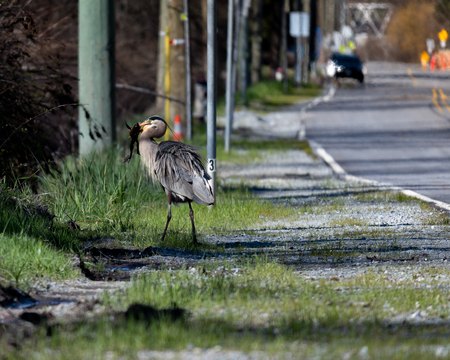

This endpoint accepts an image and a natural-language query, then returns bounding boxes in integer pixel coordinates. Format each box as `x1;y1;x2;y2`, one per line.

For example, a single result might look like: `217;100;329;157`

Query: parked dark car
326;53;364;83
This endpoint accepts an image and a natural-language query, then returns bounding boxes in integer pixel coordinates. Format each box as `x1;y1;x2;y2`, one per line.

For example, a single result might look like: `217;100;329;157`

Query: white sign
426;38;435;53
289;12;310;37
341;25;353;39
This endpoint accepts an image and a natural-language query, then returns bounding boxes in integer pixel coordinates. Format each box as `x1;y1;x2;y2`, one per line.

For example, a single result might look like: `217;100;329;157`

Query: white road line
298;84;336;140
311;141;450;213
313;146;346;175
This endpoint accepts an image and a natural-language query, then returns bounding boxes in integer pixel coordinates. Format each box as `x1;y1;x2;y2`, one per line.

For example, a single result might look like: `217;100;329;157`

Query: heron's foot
192;238;201;247
123;155;131;163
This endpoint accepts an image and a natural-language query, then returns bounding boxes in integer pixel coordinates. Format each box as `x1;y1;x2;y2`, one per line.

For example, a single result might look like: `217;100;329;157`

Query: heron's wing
155;141;214;205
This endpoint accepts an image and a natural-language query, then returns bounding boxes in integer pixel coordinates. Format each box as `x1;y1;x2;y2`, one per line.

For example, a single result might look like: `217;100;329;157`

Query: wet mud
0;285;72;310
78;245;204;281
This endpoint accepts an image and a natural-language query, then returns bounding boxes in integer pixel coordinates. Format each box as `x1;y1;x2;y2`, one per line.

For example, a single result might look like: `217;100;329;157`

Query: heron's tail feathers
192;174;214;205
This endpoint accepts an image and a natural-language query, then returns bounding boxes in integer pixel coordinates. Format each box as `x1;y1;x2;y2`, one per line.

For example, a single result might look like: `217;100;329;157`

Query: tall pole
295;0;302;87
250;0;263;85
164;26;170;141
78;0;115;155
231;0;241;123
169;0;186;135
225;0;241;153
156;0;168;116
183;0;192;140
340;0;346;31
225;0;234;153
295;36;301;86
309;0;317;72
207;0;217;201
240;0;251;104
281;0;288;94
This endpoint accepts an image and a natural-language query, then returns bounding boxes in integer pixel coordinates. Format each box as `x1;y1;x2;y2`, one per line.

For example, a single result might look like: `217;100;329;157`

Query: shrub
0;6;76;186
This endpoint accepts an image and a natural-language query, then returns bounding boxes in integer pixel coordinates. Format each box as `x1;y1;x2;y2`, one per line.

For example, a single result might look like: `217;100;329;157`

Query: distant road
306;61;450;204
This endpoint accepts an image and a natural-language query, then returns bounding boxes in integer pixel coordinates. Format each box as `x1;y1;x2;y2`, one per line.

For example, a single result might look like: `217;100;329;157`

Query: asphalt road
306;61;450;204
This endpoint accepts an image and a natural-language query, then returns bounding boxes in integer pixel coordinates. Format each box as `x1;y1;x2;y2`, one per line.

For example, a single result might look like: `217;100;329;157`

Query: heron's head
139;115;167;139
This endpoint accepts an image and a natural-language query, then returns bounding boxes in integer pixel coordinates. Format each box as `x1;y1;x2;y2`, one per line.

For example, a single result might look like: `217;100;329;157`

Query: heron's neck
139;136;159;180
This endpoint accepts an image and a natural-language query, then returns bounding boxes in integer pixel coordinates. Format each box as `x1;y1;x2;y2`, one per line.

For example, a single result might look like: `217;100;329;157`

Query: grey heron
136;115;214;245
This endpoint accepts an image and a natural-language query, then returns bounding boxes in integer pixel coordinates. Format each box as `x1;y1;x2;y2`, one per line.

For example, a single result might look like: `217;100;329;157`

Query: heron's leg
188;202;198;244
161;193;172;242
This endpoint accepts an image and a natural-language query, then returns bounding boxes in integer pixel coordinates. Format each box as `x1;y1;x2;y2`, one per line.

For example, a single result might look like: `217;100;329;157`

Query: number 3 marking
208;159;216;172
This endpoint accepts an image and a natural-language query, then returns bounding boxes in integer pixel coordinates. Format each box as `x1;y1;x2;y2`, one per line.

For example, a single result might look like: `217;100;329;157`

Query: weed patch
6;262;450;359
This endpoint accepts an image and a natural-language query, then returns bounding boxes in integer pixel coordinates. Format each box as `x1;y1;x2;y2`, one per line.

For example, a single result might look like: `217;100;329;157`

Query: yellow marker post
433;88;444;114
164;26;170;141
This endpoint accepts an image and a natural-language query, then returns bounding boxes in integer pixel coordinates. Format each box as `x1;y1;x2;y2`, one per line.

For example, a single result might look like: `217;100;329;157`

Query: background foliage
0;6;76;184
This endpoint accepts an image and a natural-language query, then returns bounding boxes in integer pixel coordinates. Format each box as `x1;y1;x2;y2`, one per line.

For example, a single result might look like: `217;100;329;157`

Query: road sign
421;51;430;66
426;38;435;54
439;29;448;42
289;12;310;37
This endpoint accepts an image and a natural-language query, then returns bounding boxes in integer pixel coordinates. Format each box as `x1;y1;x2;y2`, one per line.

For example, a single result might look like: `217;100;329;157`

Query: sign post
207;0;217;202
289;12;310;87
439;29;448;49
426;39;435;54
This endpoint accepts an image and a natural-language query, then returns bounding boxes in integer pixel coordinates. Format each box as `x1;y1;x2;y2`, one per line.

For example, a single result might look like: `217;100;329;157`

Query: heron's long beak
138;120;151;132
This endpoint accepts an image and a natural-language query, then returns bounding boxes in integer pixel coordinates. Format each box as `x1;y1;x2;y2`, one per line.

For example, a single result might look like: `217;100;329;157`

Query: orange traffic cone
173;114;184;141
431;54;436;71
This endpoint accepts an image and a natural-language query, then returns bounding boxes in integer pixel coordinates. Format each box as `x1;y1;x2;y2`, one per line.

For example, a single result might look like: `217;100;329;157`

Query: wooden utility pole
183;0;192;140
250;0;263;85
156;0;168;116
168;0;187;130
78;0;115;155
302;0;310;84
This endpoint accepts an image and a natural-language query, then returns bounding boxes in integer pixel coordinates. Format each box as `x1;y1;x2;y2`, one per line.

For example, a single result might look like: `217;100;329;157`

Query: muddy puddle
79;244;209;281
0;285;73;310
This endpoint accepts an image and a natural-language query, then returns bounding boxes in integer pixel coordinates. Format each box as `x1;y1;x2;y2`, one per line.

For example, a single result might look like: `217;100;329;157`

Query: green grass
0;130;301;285
244;81;322;109
0;232;76;287
5;260;450;359
216;80;322;115
329;217;368;227
424;212;450;225
189;124;316;165
351;191;417;203
37;147;297;248
0;180;81;286
0;139;302;284
39;146;166;233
